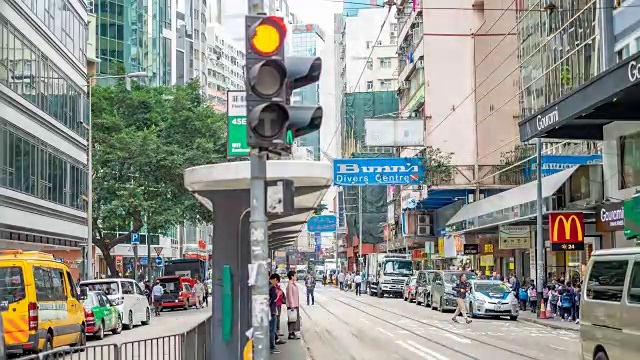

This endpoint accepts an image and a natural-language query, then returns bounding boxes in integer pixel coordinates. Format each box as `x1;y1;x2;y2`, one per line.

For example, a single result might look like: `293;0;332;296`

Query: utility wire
321;4;393;156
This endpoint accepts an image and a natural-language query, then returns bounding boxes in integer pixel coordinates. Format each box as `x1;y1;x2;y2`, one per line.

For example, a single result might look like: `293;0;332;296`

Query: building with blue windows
290;24;325;161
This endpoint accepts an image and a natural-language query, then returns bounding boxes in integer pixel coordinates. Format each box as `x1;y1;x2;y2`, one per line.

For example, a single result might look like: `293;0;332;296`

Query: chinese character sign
307;215;337;233
498;225;531;249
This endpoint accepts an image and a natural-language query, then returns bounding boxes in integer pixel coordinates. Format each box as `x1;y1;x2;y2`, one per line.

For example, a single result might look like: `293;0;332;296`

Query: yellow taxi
0;250;86;355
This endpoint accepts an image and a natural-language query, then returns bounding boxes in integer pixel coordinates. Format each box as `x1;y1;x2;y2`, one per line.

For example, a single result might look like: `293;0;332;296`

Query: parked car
402;276;418;302
430;271;478;312
81;290;122;339
0;250;85;355
415;270;436;307
80;278;151;330
467;280;518;320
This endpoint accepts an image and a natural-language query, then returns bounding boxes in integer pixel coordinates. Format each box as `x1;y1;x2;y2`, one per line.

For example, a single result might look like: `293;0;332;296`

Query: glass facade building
291;24;325;161
91;0;173;85
518;0;599;118
1;0;89;255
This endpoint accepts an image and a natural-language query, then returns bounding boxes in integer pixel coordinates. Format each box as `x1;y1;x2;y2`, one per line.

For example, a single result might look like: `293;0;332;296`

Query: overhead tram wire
321;5;393;155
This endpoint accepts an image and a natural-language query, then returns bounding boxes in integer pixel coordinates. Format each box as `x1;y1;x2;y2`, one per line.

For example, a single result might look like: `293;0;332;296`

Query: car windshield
383;260;413;276
159;279;181;293
444;273;477;284
81;281;119;296
475;283;510;294
0;266;26;309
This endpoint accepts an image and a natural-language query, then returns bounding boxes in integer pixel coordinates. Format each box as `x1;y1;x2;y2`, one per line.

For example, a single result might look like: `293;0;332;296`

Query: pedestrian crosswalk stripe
443;333;471;344
377;327;394;337
395;341;435;360
406;340;450;360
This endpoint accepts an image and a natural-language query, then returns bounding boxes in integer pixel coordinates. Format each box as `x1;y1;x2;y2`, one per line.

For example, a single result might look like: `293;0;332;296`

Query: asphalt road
298;284;580;360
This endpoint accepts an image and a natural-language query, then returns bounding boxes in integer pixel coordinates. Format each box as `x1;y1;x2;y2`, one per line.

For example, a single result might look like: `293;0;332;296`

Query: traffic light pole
535;137;544;318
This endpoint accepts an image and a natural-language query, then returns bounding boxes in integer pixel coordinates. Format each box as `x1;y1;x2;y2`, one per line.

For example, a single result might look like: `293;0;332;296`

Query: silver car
468;280;519;320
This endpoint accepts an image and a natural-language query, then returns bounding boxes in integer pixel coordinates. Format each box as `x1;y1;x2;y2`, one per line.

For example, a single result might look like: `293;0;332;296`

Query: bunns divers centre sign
333;158;424;186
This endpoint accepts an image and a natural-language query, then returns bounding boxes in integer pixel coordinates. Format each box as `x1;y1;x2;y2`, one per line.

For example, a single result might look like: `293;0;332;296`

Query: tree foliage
313;202;328;215
418;146;454;186
90;80;226;276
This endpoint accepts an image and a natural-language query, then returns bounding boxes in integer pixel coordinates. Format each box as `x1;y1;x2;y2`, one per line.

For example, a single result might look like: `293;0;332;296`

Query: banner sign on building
226;90;249;157
364;118;425;147
307;215;337;233
525;154;602;179
596;202;625;232
549;212;585;251
463;244;479;255
624;197;640;239
498;225;531;249
333;158;424;186
314;233;322;254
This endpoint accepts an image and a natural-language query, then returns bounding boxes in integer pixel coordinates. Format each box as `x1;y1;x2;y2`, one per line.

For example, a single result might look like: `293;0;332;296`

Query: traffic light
284;56;323;140
245;15;289;148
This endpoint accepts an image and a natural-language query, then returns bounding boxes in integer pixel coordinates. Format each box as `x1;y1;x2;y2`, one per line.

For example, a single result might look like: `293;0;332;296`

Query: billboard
226;90;249;157
333;157;424;186
549;212;585;251
525;154;602;179
364;118;424;147
307;215;337;233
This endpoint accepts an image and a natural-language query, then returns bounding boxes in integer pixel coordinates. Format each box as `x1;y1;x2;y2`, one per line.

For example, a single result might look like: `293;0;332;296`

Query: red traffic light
249;16;287;56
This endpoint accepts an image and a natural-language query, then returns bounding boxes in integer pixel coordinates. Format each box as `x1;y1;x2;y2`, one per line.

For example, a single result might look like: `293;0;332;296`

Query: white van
80;278;151;330
581;248;640;360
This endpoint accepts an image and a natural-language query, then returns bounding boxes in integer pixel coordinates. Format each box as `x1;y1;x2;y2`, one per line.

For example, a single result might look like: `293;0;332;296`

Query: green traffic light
286;130;293;145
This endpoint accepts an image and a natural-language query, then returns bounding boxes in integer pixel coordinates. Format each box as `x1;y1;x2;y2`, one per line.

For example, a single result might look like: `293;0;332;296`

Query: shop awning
446;166;579;232
519;52;640;142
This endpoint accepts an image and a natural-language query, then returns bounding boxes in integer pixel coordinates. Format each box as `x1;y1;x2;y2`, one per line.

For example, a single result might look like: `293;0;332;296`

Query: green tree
418;146;454;186
313;202;328;215
90;80;225;276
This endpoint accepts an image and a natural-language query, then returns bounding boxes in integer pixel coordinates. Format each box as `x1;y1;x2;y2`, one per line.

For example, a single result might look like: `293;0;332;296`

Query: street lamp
84;71;148;280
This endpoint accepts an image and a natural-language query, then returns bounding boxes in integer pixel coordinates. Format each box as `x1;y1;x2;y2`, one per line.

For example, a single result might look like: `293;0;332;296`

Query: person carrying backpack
559;284;574;321
519;286;528;311
527;283;537;313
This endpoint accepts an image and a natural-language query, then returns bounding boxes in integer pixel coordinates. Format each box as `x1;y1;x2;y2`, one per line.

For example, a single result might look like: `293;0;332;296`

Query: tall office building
0;0;89;277
175;0;208;87
290;23;324;161
91;0;175;85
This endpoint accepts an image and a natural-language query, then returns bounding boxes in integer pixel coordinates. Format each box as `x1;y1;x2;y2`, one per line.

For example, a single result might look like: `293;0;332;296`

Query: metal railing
16;316;211;360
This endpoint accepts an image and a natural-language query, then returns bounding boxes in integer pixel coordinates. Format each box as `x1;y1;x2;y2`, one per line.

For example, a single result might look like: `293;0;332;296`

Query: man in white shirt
152;280;164;316
338;272;346;290
354;273;362;296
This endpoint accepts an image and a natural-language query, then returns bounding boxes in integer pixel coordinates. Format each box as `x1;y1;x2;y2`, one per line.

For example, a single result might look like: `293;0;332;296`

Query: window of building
379;79;392;90
619;130;640;189
616;44;631;63
366;41;372;49
366;59;373;70
366;81;373;90
379;58;392;69
0;15;87;138
390;23;398;32
376;40;382;46
0;120;87;210
390;35;397;44
586;260;628;302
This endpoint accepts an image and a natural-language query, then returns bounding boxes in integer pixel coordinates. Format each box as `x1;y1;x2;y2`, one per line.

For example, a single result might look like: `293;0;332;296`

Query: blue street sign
333;157;424;186
139;257;148;265
131;233;140;244
525;154;602;179
54;258;63;263
155;256;163;266
307;215;337;233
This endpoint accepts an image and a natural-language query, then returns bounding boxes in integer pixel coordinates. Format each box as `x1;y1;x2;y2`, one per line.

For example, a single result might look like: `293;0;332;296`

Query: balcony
397;23;423;78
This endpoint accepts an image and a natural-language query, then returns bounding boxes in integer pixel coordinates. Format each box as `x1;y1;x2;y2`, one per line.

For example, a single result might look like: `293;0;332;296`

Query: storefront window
619;130;640;189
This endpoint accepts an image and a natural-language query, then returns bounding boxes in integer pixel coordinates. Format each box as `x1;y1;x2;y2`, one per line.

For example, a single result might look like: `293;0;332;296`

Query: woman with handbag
286;270;301;340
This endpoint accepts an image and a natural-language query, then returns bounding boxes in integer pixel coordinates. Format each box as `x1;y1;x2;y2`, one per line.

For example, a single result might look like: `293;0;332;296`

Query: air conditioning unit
417;59;424;69
417;214;430;226
417;225;430;236
390;31;396;36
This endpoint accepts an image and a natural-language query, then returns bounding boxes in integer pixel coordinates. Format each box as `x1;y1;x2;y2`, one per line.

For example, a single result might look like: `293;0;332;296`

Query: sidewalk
273;317;311;359
518;311;580;332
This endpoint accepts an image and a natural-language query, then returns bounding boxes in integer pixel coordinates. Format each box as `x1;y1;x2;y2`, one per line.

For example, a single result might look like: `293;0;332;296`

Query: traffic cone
539;299;547;319
546;300;553;318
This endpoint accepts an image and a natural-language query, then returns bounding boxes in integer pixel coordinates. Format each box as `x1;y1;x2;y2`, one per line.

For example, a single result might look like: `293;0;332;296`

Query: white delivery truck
365;253;412;298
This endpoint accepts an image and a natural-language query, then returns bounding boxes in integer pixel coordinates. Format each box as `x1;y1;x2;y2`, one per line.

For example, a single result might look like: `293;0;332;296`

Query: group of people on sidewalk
268;271;302;355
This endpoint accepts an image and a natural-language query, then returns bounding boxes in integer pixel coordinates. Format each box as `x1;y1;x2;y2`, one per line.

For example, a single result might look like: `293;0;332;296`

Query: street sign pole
535;137;545;318
358;186;363;272
133;244;138;281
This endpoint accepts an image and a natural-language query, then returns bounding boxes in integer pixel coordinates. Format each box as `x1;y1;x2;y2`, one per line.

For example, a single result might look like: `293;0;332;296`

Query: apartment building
0;0;89;275
176;0;209;88
206;26;245;113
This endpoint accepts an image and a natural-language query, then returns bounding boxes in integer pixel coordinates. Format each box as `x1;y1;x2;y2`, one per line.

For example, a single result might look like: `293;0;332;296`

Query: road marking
443;333;471;343
406;340;450;360
396;341;434;359
377;327;394;337
549;344;566;351
397;330;410;334
360;318;370;324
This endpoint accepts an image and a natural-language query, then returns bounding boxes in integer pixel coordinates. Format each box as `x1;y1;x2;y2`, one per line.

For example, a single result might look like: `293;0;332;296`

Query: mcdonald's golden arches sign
549;212;585;251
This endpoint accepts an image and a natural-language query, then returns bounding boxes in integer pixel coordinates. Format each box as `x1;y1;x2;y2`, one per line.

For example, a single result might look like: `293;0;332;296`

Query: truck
364;253;413;298
163;258;206;286
324;259;337;277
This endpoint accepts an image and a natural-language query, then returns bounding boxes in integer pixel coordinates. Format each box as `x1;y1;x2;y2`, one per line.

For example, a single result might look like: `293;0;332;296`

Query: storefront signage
484;244;494;253
624;198;640;238
536;107;559;131
463;244;479;255
596;203;625;232
628;60;640;82
438;237;445;257
333;158;424;186
549;212;585;251
499;225;531;249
